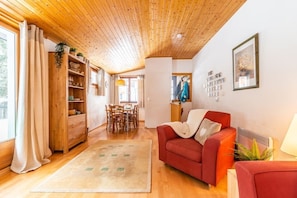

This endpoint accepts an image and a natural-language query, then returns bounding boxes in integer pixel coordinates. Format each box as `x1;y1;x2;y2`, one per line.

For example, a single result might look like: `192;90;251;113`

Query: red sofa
157;111;236;186
235;161;297;198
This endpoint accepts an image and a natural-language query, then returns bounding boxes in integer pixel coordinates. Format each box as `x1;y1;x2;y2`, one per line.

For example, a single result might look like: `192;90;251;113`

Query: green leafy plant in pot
70;47;76;55
234;138;273;161
76;52;84;61
77;52;83;57
55;42;68;68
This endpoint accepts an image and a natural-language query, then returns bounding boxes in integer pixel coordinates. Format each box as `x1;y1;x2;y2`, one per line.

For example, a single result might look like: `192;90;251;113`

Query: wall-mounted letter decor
204;70;225;102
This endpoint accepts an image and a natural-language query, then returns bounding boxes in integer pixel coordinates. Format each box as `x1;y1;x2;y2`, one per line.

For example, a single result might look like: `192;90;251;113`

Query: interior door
145;57;172;128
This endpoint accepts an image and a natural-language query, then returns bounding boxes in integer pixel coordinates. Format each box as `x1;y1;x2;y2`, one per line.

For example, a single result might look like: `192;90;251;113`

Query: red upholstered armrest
157;125;179;161
235;161;297;198
202;127;236;185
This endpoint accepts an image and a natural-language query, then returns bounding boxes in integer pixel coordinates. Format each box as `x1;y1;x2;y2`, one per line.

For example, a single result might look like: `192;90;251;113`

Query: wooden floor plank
0;122;228;198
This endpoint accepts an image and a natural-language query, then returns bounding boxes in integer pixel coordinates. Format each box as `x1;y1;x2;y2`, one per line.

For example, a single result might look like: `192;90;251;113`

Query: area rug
32;140;152;193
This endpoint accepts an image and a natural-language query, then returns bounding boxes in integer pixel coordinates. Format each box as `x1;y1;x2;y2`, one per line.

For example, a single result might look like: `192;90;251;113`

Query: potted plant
69;47;76;55
55;42;68;68
77;52;84;61
234;138;273;161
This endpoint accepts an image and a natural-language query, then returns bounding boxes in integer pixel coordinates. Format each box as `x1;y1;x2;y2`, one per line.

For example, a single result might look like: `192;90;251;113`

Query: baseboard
0;166;11;177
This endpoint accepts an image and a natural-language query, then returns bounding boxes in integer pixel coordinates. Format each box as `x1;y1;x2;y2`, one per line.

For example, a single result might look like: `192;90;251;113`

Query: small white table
227;169;239;198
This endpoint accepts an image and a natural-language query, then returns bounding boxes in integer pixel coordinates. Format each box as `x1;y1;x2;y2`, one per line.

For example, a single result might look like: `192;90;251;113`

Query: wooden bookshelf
48;52;87;153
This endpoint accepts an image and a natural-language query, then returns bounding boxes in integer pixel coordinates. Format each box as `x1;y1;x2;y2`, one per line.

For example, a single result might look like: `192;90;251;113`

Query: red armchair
235;161;297;198
157;110;236;186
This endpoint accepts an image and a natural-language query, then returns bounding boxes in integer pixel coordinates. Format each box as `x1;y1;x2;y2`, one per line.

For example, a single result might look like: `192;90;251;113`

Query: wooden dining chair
109;105;125;132
105;104;114;131
126;104;138;129
133;105;139;128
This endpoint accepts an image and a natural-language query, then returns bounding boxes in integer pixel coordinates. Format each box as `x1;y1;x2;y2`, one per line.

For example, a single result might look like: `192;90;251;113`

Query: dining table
108;104;134;132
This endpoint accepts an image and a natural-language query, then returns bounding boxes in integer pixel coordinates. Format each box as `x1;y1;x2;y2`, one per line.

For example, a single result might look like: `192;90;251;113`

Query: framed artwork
232;33;259;90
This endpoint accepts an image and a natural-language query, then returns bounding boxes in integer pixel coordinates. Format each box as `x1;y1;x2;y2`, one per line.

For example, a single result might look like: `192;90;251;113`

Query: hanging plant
55;42;67;68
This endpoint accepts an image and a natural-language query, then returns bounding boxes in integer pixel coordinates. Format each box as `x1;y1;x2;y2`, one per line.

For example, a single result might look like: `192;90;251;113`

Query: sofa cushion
166;138;203;162
194;118;222;145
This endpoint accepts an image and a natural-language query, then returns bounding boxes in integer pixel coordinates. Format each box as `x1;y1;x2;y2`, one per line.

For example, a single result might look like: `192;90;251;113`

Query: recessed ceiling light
176;33;183;39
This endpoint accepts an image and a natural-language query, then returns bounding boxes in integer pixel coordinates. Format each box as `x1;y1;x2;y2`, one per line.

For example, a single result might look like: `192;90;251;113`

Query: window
0;25;16;142
118;77;138;103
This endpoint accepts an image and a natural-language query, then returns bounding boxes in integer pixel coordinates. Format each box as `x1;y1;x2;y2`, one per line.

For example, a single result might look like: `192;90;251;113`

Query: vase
63;45;70;54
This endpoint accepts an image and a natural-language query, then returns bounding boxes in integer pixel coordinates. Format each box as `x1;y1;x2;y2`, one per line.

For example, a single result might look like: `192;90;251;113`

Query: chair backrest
105;104;111;116
204;111;230;129
133;105;138;113
111;105;124;114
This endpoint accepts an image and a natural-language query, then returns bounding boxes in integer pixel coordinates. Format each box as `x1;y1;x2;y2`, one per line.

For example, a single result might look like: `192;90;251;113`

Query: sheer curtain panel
11;21;52;173
138;75;144;108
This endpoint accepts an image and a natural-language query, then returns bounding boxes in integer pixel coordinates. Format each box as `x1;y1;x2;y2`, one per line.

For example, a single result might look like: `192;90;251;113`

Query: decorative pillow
194;118;222;145
186;109;208;136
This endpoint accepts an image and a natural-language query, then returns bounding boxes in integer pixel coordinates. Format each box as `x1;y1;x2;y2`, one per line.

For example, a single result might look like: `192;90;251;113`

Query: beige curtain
114;75;120;104
11;21;52;173
138;75;144;108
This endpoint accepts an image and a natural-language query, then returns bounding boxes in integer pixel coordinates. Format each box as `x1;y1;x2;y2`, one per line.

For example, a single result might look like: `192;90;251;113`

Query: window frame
118;76;138;104
0;20;19;170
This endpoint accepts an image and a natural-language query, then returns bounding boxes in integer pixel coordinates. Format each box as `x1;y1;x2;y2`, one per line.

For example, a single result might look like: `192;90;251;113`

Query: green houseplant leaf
77;52;83;57
234;138;273;161
55;42;67;68
251;139;260;159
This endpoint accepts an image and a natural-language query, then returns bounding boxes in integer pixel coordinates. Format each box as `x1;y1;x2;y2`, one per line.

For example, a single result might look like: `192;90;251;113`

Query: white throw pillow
186;109;208;136
194;118;222;145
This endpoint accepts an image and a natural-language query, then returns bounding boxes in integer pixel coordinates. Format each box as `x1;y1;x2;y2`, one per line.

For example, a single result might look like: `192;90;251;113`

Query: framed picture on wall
232;33;259;91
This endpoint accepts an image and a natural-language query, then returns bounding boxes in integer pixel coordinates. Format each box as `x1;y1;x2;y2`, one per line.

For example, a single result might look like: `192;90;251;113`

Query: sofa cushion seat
166;138;203;162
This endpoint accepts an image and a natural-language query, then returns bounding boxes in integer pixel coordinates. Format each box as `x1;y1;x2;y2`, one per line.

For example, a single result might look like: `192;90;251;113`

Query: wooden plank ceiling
0;0;245;74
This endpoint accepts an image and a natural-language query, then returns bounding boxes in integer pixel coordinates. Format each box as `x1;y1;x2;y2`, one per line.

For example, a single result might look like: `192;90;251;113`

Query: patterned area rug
32;140;152;193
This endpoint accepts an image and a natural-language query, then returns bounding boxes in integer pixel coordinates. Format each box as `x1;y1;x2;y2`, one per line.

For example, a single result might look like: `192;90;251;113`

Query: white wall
87;72;111;131
172;59;192;73
192;0;297;159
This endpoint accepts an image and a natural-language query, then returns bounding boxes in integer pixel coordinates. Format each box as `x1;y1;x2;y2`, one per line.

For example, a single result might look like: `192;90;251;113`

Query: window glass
130;78;138;102
119;79;129;102
119;77;138;103
0;26;16;142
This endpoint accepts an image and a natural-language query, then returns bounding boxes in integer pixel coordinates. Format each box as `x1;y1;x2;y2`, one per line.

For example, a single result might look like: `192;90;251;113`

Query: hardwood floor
0;122;228;198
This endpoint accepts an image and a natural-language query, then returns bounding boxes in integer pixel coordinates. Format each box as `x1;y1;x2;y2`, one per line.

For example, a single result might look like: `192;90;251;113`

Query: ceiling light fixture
115;79;125;86
176;33;183;39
